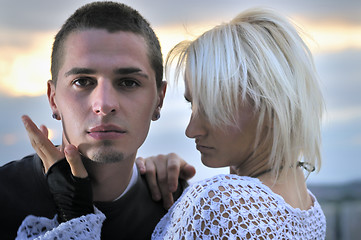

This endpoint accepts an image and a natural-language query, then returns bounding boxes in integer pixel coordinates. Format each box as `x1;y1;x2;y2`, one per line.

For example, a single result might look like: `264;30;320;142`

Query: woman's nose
185;113;206;139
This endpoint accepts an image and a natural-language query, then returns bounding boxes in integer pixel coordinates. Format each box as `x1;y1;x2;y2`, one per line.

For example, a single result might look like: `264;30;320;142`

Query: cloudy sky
0;0;360;184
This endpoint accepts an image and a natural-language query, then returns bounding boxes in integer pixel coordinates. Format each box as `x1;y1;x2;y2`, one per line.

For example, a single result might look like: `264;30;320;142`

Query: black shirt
0;154;186;240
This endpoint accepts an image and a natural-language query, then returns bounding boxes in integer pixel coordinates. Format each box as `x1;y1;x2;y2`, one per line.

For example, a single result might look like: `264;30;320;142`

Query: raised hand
21;115;92;222
21;115;88;177
22;115;64;173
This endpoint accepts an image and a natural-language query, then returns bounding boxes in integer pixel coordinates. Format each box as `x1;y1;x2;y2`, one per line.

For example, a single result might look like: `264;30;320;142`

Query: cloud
282;0;361;24
129;0;361;26
0;0;92;31
0;133;17;146
315;49;361;110
324;106;361;127
352;134;361;146
1;0;360;32
1;0;360;184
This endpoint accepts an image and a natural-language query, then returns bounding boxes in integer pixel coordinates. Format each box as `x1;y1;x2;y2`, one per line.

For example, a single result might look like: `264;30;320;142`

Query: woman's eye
72;78;94;87
184;96;193;108
186;100;192;108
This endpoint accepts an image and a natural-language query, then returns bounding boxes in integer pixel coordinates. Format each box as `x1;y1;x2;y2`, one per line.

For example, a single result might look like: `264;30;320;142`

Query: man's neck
83;157;135;202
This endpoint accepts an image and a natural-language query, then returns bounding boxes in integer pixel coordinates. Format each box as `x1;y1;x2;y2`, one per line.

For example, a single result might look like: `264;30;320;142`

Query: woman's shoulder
189;174;266;193
190;174;326;221
155;174;326;239
192;173;259;186
182;174;270;204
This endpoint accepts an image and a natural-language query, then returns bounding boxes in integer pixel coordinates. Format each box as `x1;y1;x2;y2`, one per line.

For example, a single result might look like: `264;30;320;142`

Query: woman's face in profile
184;86;261;169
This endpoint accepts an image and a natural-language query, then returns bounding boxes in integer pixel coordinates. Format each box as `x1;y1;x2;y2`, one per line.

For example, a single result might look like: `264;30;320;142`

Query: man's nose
91;81;117;116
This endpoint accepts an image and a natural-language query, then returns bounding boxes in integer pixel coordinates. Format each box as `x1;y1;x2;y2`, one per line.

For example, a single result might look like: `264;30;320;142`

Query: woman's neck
258;168;313;210
231;139;272;177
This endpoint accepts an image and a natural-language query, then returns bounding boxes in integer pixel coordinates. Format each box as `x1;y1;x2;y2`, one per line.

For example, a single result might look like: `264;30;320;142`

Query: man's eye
119;79;139;88
72;78;94;87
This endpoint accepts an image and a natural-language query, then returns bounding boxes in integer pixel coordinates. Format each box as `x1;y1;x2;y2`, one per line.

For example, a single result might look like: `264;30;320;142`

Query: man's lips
87;124;126;140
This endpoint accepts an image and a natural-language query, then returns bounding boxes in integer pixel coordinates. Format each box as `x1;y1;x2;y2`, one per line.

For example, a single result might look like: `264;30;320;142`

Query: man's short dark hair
51;1;163;88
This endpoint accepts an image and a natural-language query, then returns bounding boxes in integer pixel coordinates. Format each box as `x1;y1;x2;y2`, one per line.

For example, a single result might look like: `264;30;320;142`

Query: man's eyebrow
64;67;149;79
65;68;96;77
114;68;149;79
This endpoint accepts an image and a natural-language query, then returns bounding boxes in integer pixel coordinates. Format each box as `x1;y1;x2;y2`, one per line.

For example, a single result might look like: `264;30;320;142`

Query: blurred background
0;1;360;238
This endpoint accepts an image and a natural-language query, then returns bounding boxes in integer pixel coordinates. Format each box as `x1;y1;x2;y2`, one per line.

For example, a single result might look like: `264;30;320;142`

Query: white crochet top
16;208;105;240
152;174;326;240
16;174;326;240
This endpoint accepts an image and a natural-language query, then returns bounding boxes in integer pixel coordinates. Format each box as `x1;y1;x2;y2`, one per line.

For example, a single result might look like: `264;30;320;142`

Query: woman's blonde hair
166;8;324;177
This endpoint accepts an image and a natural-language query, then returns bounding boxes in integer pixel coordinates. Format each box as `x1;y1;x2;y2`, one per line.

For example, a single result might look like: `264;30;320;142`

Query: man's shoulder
0;154;40;182
0;154;55;240
0;154;36;171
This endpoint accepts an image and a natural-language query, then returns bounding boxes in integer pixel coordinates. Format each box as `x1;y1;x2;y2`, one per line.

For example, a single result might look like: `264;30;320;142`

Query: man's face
48;29;165;163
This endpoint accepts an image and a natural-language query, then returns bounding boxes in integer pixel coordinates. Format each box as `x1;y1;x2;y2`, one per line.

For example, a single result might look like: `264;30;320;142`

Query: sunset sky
1;0;360;184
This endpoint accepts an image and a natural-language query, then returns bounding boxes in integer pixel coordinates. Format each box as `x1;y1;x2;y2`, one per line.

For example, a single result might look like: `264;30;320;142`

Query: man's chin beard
90;150;124;164
78;141;124;164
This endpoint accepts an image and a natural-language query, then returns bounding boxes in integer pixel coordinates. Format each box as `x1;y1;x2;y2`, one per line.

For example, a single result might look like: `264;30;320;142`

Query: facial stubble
62;117;124;164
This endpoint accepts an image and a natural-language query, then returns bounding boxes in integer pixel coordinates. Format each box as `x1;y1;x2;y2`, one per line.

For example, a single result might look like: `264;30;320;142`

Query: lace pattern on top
152;174;326;240
16;207;105;240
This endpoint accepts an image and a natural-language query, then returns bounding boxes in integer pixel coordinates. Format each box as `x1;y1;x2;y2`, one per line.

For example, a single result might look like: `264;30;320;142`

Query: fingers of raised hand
22;115;64;172
64;145;88;178
39;125;49;138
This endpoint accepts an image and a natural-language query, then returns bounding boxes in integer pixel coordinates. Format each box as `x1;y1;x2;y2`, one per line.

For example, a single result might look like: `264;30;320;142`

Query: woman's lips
196;144;214;153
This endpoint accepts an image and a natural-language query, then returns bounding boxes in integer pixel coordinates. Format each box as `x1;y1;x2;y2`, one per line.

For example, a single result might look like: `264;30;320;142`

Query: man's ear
47;80;59;117
152;81;167;121
157;81;167;109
